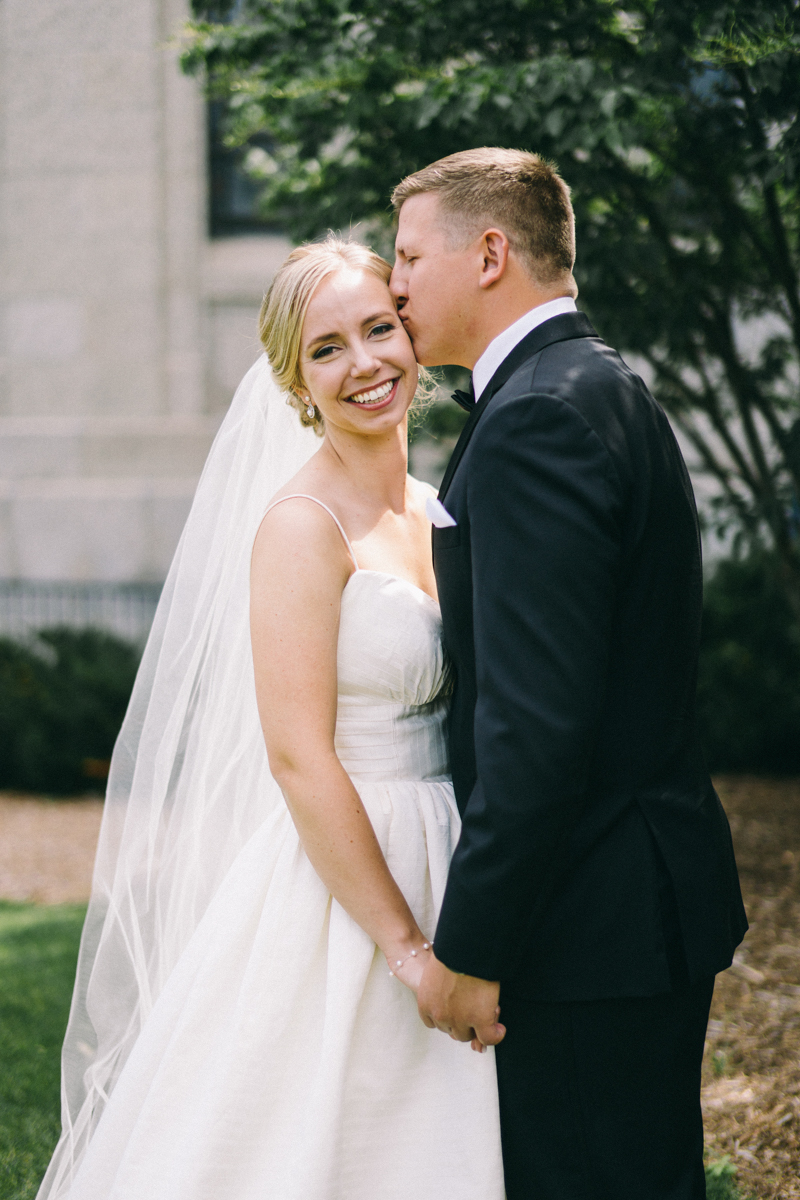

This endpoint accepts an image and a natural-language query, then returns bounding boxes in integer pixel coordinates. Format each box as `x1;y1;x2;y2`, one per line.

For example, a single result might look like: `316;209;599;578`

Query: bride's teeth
351;379;394;404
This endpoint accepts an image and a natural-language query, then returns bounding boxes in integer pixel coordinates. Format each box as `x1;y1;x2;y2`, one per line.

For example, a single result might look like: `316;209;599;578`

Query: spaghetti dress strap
264;493;359;569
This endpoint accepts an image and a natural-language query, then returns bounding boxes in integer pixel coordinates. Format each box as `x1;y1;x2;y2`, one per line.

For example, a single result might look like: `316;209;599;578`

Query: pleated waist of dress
334;695;450;782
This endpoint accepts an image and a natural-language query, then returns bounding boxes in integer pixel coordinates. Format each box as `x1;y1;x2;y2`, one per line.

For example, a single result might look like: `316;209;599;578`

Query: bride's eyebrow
307;331;341;348
361;311;397;327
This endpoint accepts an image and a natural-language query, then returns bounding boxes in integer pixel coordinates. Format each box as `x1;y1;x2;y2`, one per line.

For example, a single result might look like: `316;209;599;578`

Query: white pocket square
425;495;457;528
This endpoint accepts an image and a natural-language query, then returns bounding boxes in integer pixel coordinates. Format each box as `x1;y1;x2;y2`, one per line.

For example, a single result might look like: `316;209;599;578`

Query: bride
38;237;505;1200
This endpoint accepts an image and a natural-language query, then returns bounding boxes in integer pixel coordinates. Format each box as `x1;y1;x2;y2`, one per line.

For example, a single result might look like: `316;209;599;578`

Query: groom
390;148;747;1199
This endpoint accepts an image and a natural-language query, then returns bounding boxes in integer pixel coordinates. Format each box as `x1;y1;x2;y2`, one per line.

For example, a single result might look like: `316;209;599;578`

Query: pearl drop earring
304;396;315;419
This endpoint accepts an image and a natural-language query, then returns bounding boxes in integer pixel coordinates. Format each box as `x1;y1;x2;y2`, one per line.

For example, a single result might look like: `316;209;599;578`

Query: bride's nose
350;343;382;378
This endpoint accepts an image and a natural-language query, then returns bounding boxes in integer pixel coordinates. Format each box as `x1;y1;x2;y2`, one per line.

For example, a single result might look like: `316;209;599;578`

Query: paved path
0;792;102;904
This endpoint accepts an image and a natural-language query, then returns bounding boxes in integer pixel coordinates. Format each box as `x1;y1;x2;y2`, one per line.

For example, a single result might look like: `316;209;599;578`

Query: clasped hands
384;942;505;1053
417;952;505;1053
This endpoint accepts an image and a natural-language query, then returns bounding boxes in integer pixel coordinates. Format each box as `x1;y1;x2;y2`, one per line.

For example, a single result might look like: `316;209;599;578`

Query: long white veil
38;356;320;1199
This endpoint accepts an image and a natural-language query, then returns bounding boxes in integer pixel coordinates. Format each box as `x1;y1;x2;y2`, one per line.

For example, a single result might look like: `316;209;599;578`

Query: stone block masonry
0;0;291;584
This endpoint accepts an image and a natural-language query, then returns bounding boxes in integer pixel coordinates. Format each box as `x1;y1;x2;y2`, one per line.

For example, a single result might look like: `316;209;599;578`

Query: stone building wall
0;0;290;584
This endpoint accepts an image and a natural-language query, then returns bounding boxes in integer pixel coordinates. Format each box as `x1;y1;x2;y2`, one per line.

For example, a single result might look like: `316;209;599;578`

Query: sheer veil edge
37;355;320;1199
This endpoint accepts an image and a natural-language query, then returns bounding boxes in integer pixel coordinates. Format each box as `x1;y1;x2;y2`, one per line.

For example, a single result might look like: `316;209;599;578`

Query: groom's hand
417;953;505;1048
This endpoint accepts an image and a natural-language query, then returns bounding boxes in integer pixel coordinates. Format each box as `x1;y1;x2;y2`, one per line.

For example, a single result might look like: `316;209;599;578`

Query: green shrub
705;1155;741;1199
697;555;800;773
0;628;140;795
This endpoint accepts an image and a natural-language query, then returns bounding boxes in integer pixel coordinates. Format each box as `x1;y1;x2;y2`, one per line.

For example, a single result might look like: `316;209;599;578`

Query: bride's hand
384;940;433;994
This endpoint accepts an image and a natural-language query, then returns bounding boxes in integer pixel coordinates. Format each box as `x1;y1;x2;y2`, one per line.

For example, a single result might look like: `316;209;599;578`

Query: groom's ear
478;229;511;290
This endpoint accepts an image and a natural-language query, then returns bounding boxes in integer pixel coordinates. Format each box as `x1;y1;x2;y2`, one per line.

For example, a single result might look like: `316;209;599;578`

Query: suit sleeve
433;391;624;981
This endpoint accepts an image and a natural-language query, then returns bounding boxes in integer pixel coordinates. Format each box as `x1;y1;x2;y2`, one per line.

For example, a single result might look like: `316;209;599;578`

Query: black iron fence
0;580;163;645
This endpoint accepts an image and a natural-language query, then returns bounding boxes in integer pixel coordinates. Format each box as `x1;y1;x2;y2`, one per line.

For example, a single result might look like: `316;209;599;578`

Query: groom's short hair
392;148;575;287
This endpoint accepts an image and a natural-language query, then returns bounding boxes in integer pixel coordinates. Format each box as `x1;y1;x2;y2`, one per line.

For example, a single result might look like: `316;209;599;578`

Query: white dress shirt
471;296;578;401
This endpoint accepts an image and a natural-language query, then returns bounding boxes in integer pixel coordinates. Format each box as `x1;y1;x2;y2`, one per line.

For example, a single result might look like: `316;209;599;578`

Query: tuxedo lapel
437;311;598;501
437;386;492;500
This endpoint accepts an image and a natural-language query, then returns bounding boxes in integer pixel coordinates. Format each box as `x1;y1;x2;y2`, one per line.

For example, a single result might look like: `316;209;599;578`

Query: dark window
192;0;247;20
207;102;279;238
201;2;280;237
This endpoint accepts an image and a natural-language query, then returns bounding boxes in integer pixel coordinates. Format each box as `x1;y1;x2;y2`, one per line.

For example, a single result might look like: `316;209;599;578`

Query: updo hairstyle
259;236;396;435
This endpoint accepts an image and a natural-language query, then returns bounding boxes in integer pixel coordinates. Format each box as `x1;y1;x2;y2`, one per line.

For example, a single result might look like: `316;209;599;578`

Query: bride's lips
342;377;400;411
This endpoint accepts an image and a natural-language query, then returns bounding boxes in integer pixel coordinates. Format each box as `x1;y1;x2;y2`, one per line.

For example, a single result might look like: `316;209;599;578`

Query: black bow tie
451;384;475;411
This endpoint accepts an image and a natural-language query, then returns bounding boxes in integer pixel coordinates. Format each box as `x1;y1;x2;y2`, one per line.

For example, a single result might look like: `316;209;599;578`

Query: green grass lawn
0;900;745;1199
0;902;85;1200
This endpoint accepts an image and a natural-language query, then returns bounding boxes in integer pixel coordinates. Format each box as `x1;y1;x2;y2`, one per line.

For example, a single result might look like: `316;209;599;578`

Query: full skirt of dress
63;777;505;1200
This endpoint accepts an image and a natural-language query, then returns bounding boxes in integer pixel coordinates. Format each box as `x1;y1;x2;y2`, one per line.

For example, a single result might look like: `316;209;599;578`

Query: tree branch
734;65;800;361
701;308;792;550
647;354;761;496
669;410;756;532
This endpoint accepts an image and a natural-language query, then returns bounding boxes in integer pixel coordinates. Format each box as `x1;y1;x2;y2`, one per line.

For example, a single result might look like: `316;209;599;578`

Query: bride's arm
251;499;430;990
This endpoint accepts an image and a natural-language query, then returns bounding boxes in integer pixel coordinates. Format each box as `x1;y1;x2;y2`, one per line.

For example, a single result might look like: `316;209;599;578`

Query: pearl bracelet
389;941;432;977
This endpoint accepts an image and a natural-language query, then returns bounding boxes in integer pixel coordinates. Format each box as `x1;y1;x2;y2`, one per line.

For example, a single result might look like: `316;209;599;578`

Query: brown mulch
703;776;800;1198
0;791;102;904
1;780;799;1194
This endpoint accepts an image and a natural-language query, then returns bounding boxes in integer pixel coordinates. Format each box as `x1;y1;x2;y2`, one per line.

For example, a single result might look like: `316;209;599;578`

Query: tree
697;553;800;771
183;0;800;608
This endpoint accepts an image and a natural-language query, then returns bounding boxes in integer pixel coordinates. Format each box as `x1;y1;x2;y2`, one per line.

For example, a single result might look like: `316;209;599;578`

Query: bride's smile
344;376;399;407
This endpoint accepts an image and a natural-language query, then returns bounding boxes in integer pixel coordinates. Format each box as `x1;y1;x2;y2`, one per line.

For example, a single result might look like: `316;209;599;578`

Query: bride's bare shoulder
255;496;340;555
253;475;352;590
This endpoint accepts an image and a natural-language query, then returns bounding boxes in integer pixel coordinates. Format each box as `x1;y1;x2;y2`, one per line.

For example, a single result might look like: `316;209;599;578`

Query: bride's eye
312;343;339;360
369;323;395;337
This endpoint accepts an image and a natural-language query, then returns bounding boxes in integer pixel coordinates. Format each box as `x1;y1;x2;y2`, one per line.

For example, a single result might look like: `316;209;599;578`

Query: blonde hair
259;236;413;435
392;148;576;291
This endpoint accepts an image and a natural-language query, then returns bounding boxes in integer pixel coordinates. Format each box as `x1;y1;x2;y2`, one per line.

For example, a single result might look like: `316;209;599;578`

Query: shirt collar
471;297;578;402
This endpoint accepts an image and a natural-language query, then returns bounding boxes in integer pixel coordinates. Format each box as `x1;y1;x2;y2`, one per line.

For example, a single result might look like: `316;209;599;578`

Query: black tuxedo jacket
432;312;747;1001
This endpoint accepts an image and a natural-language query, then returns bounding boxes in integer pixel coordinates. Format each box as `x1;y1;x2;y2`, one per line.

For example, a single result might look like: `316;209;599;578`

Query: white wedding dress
61;496;505;1200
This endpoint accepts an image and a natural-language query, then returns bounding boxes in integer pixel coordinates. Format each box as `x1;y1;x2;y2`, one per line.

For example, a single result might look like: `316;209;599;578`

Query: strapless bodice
334;571;450;782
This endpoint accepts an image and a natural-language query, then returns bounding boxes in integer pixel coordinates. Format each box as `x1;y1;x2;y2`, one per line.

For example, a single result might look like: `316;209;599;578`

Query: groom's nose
389;265;407;308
